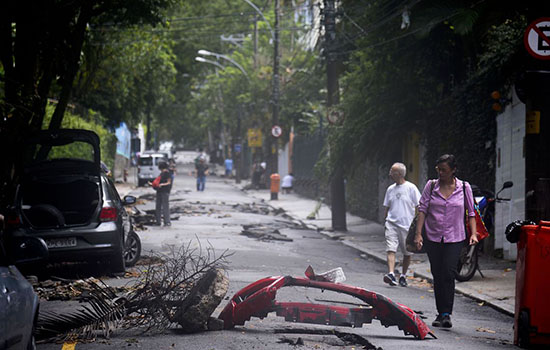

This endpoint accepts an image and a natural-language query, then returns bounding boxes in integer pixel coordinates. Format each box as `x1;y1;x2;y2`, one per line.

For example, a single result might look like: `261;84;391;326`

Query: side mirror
496;181;514;201
123;195;137;206
10;237;49;265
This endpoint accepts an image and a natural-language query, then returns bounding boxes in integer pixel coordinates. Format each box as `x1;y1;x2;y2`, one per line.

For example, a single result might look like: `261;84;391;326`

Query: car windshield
138;157;153;166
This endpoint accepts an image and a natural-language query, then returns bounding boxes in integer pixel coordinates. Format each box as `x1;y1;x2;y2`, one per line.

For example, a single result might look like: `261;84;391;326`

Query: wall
494;88;525;260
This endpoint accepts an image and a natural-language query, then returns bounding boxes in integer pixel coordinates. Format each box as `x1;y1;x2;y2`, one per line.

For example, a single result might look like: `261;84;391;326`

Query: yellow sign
247;128;263;147
526;111;540;134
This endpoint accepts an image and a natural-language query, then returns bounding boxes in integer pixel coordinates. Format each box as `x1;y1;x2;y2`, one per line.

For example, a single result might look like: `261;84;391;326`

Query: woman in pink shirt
414;154;477;328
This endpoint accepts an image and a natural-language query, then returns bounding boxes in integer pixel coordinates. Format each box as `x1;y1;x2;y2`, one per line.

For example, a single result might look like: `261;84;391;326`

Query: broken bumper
218;276;433;340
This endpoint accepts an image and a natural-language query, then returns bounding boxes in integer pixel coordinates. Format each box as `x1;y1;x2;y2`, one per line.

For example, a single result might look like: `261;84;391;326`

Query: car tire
137;179;145;187
124;231;141;267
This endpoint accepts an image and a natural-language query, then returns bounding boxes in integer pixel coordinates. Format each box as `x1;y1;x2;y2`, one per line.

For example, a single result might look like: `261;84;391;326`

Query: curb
341;238;514;318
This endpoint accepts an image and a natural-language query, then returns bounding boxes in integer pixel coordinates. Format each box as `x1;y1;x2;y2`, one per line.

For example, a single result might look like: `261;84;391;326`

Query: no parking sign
524;18;550;60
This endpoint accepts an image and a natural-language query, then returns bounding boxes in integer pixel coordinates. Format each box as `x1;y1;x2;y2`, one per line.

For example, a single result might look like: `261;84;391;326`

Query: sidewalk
244;186;516;317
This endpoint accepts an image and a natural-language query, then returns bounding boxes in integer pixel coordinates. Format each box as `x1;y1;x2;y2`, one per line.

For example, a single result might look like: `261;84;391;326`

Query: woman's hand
468;216;477;245
414;212;426;250
414;232;423;250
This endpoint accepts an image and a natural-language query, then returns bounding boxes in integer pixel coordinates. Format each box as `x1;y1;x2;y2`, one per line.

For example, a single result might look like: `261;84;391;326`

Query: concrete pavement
242;184;517;317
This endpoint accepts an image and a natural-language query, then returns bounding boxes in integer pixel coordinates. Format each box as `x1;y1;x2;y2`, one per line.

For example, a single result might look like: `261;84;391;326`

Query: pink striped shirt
418;178;475;243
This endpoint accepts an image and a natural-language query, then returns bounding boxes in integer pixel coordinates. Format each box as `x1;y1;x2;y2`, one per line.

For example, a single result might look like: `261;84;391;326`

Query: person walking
382;163;421;287
224;157;233;178
414;154;477;328
195;157;209;191
281;173;294;194
152;161;172;226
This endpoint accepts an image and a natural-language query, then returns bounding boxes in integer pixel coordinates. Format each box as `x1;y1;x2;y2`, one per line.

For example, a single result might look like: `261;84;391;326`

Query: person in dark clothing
151;161;172;226
415;154;476;328
195;157;209;191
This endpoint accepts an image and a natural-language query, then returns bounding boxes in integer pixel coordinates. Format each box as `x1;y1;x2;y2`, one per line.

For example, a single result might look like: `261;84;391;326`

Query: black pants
155;191;170;225
424;239;465;315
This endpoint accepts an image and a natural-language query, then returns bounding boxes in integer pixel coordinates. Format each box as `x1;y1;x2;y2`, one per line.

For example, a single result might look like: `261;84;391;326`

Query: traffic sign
234;143;242;153
271;125;282;138
247;128;263;147
327;108;344;125
524;18;550;60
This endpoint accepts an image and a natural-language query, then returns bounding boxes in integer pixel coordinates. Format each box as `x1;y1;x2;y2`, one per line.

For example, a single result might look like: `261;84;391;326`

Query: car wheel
124;231;141;267
137;179;145;187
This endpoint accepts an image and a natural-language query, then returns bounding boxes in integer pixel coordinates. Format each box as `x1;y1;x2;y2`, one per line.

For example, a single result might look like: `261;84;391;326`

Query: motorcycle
455;181;513;282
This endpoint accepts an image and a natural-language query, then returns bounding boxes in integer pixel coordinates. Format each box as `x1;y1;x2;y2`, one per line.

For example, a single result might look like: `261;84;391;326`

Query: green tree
0;0;175;207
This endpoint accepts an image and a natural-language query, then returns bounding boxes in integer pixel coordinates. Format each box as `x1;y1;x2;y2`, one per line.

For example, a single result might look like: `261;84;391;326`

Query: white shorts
384;221;412;256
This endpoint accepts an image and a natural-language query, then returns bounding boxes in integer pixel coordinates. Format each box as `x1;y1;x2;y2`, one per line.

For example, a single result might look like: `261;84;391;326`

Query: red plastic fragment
218;275;432;339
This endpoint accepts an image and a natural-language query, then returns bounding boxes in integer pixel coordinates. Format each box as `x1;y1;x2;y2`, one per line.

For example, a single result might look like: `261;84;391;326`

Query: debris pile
241;224;293;242
34;277;130;301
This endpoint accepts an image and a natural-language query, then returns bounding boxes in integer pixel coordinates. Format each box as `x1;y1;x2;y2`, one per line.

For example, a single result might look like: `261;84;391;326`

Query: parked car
4;129;139;274
137;151;168;187
0;233;47;350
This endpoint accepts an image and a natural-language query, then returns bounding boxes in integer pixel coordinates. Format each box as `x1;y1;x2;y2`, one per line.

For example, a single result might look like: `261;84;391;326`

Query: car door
0;265;33;349
0;266;10;347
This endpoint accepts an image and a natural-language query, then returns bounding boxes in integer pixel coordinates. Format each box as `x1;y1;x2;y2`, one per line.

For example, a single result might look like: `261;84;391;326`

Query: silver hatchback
5;129;138;274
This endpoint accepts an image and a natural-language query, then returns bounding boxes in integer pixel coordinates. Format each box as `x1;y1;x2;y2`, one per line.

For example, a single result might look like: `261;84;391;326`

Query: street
35;152;515;350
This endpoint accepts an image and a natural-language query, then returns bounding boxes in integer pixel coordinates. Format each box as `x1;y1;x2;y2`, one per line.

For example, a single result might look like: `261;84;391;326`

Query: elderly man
382;162;421;287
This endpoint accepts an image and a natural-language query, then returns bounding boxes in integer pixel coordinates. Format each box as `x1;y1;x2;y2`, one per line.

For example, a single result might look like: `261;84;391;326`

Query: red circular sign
271;125;282;138
524;18;550;60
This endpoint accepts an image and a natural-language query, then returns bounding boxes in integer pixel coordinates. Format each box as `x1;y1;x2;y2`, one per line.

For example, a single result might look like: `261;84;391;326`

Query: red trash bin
514;220;550;348
270;173;280;200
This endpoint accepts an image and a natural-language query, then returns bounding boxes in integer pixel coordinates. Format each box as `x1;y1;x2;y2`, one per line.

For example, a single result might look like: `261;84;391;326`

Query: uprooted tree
36;242;230;341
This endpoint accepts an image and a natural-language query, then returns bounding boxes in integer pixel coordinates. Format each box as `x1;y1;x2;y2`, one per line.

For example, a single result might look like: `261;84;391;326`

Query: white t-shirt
383;181;421;229
282;174;294;188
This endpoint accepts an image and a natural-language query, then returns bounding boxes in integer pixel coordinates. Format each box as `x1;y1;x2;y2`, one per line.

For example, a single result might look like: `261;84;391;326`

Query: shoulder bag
406;180;435;253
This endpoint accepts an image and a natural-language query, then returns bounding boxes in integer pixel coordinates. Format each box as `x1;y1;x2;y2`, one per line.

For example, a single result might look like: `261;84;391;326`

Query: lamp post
241;0;280;195
196;50;250;184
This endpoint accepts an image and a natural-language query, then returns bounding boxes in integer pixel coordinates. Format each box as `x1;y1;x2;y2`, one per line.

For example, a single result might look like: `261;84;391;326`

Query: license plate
46;237;77;248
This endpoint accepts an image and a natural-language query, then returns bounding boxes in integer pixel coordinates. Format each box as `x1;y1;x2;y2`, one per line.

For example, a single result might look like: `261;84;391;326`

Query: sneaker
399;275;408;287
432;314;443;327
383;273;398;286
164;223;171;227
441;314;452;328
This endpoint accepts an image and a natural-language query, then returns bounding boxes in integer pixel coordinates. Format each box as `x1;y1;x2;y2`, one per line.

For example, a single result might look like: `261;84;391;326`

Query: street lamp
194;56;225;70
197;50;249;79
242;0;275;41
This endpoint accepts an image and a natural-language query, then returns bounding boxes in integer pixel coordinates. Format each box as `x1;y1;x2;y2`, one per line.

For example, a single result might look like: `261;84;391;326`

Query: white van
137;153;168;186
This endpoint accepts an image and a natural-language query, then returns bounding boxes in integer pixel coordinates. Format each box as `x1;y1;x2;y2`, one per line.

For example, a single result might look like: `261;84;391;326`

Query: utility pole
271;0;280;176
324;0;346;231
253;15;258;69
235;105;243;184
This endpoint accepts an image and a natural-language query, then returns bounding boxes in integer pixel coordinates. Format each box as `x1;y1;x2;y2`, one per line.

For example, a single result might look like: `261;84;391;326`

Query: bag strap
426;179;435;209
463;180;469;236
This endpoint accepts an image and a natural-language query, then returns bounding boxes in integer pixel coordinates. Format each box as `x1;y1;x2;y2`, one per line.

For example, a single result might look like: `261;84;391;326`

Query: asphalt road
36;151;516;350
